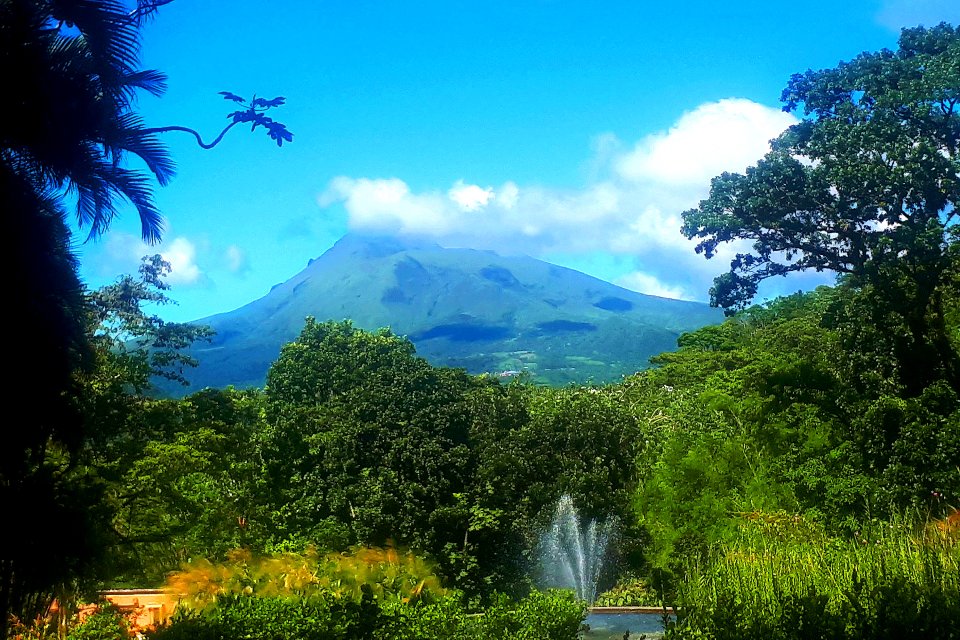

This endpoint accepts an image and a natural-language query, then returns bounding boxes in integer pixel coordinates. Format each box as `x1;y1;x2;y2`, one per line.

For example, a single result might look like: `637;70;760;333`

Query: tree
0;1;289;633
2;2;177;627
625;288;960;568
100;388;269;584
3;0;174;241
681;24;960;393
86;254;214;392
262;320;480;564
74;260;253;585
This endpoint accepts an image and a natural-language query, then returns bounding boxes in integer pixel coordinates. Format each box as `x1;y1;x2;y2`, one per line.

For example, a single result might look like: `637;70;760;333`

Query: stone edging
587;606;677;614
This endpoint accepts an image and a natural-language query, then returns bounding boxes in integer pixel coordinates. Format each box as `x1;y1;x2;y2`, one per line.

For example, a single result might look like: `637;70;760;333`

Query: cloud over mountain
319;98;798;300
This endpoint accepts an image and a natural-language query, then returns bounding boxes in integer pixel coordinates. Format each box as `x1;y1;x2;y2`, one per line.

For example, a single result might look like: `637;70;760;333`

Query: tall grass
667;511;960;640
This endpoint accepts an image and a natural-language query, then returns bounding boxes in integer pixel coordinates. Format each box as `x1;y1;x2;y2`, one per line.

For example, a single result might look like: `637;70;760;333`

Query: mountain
168;234;723;393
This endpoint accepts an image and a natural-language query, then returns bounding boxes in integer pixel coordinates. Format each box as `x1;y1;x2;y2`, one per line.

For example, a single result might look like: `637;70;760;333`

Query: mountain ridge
166;234;723;393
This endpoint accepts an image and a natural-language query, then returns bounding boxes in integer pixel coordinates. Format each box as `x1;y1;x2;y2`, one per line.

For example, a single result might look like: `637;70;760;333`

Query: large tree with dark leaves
681;24;960;394
0;1;289;634
1;2;174;633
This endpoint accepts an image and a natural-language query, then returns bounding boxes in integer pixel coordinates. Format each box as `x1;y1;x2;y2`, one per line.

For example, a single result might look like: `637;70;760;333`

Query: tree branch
142;122;239;150
127;0;177;24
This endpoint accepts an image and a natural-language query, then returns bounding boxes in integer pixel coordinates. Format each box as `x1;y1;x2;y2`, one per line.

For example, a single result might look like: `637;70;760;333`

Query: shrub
147;589;584;640
595;578;661;607
164;544;445;608
146;589;385;640
67;605;128;640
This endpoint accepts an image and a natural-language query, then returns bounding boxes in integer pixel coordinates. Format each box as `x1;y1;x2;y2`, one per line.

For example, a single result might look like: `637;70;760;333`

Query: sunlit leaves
682;24;960;396
684;24;960;315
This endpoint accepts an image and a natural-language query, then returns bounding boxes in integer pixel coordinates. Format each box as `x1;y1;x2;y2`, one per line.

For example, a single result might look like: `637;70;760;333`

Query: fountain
536;494;616;603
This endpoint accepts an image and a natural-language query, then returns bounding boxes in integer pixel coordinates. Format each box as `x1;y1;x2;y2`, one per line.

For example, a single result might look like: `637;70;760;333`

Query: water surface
582;612;672;639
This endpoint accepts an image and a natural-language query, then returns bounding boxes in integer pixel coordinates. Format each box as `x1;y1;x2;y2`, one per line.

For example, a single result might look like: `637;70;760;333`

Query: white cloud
876;0;960;31
321;176;452;235
318;98;797;301
615;271;691;300
448;180;494;211
225;244;249;273
96;233;204;286
161;237;202;285
615;98;796;185
497;181;519;209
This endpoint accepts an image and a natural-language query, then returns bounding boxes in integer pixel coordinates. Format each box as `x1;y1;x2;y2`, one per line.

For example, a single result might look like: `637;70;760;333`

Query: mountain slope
171;234;723;392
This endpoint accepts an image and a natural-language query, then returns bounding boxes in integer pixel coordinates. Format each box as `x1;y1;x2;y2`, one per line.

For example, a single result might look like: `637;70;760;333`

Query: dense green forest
3;1;958;638
19;258;957;638
106;276;960;572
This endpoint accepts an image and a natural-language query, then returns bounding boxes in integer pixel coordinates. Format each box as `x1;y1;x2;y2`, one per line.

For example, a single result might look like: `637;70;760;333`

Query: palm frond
101;164;165;243
51;0;143;105
114;113;176;186
121;68;167;98
75;178;116;240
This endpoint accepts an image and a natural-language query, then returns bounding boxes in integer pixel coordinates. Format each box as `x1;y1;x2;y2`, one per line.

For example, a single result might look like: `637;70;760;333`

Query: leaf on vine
219;91;245;103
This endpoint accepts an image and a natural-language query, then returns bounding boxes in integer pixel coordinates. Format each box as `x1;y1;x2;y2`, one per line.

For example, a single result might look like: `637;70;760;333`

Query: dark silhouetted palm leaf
2;0;173;243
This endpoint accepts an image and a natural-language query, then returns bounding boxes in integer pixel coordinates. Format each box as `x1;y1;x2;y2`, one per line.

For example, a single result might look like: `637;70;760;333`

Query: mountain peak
324;233;442;259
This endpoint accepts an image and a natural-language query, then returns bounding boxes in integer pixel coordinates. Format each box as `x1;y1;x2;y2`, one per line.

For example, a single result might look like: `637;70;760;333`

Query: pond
581;611;674;639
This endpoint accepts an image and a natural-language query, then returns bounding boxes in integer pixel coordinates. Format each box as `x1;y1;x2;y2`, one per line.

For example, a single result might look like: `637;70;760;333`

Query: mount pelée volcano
169;234;723;393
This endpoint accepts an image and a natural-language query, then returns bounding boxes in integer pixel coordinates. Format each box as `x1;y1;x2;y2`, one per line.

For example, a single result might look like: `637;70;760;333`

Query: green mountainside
170;234;723;392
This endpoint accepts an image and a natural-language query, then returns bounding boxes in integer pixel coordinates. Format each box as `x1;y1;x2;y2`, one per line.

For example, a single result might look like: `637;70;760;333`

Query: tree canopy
681;23;960;393
0;2;288;634
683;23;959;312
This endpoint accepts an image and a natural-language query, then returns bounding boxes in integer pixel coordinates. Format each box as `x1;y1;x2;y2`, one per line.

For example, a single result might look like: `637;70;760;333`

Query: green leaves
685;24;960;308
262;320;484;578
683;24;960;394
84;255;214;391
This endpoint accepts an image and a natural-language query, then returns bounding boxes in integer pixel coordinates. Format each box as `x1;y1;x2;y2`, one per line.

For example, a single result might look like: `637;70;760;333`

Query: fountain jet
537;494;616;603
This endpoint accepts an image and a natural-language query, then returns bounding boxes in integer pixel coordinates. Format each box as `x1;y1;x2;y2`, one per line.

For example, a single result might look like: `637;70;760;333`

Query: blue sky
74;0;960;322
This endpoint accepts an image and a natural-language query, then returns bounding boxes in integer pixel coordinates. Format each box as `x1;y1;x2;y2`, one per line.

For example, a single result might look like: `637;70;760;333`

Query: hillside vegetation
162;234;721;393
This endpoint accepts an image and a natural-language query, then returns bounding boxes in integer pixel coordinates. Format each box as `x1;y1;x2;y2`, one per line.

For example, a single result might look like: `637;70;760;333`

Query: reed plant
667;510;960;640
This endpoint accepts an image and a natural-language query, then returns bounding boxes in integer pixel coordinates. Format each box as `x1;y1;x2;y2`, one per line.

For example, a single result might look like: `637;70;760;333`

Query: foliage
316;546;445;604
143;91;294;150
666;518;960;640
387;590;584;640
165;545;445;608
0;0;163;624
3;0;172;243
87;279;956;618
624;285;960;574
0;0;287;633
467;382;646;594
682;23;960;393
262;319;526;592
219;92;294;147
85;255;214;390
0;424;114;639
69;260;227;587
65;604;128;640
98;388;267;585
145;589;583;640
146;591;385;640
594;578;662;607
